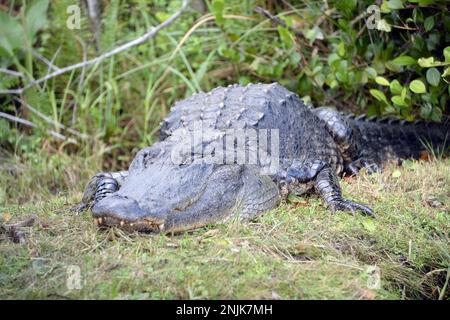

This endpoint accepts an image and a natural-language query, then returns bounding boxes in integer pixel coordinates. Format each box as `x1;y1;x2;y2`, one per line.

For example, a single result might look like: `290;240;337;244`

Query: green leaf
376;19;392;32
356;71;368;84
314;73;325;88
380;1;391;13
290;52;301;64
305;26;324;44
420;102;432;118
418;57;434;67
338;42;346;57
385;61;402;73
336;60;348;73
389;80;403;94
409;80;426;93
327;53;340;67
391;95;407;107
424;16;434;32
336;70;348;83
442;66;450;77
387;0;404;10
312;65;323;75
444;47;450;62
212;0;224;25
370;89;388;104
277;26;294;49
25;0;49;43
325;73;338;88
430;107;442;122
401;87;408;100
364;67;377;79
418;57;450;68
375;76;390;86
390;55;416;66
426;68;440;86
0;11;23;55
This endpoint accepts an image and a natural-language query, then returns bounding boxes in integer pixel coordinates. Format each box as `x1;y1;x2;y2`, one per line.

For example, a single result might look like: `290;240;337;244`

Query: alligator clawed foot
361;160;380;174
347;158;380;175
329;198;375;217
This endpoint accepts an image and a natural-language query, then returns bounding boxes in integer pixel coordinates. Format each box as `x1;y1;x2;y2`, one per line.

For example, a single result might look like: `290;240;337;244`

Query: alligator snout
92;194;165;232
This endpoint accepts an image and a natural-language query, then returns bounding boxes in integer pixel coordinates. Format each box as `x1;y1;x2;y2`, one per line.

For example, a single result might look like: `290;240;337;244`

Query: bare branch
31;49;61;71
0;68;26;78
0;0;191;95
0;111;76;143
253;6;303;37
13;97;87;139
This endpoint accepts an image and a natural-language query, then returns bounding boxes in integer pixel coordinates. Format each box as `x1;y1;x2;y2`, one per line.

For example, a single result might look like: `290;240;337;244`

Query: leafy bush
208;0;449;120
0;0;448;162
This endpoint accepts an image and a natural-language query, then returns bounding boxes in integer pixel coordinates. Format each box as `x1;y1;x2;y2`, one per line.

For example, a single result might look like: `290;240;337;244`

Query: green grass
1;0;449;300
0;159;449;300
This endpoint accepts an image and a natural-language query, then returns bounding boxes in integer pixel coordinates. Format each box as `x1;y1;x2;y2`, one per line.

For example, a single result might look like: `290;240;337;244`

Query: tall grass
0;0;448;204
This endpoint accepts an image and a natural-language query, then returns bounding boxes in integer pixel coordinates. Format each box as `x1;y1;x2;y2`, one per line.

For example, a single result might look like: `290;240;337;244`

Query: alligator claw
347;158;380;175
362;161;380;174
329;199;375;217
70;202;90;213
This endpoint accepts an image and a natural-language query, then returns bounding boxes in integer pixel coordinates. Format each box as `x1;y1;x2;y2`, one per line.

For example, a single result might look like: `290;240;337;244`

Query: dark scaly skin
77;83;449;233
314;108;449;172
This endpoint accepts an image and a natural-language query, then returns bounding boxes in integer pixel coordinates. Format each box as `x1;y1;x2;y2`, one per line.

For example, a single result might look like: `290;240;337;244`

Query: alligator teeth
98;217;103;224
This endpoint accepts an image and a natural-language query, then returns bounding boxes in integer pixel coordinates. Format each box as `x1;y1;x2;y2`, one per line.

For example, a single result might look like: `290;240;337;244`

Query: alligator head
91;139;280;233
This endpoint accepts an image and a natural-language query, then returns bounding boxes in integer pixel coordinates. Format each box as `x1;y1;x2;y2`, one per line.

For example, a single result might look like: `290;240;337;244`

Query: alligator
77;83;449;233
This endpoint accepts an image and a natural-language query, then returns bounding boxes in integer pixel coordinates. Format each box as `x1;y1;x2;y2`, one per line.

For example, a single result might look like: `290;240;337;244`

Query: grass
0;158;449;300
1;0;449;301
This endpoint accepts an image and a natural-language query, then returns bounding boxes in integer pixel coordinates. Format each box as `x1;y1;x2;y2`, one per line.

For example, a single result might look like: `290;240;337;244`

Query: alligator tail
346;115;450;164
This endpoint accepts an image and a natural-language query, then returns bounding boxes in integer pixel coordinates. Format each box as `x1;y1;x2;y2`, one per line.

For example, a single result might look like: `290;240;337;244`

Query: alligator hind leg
315;165;374;217
73;171;128;212
313;107;379;175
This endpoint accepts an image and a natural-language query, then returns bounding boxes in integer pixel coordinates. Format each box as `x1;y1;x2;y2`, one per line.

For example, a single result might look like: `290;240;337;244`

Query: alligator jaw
94;216;165;233
91;194;167;233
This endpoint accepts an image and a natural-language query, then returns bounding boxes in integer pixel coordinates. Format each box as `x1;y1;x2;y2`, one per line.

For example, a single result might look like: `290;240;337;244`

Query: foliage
0;0;49;89
0;0;448;174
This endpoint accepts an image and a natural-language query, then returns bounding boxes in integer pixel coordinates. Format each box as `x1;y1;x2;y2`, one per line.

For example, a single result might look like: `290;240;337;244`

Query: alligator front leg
314;165;374;217
73;171;128;212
